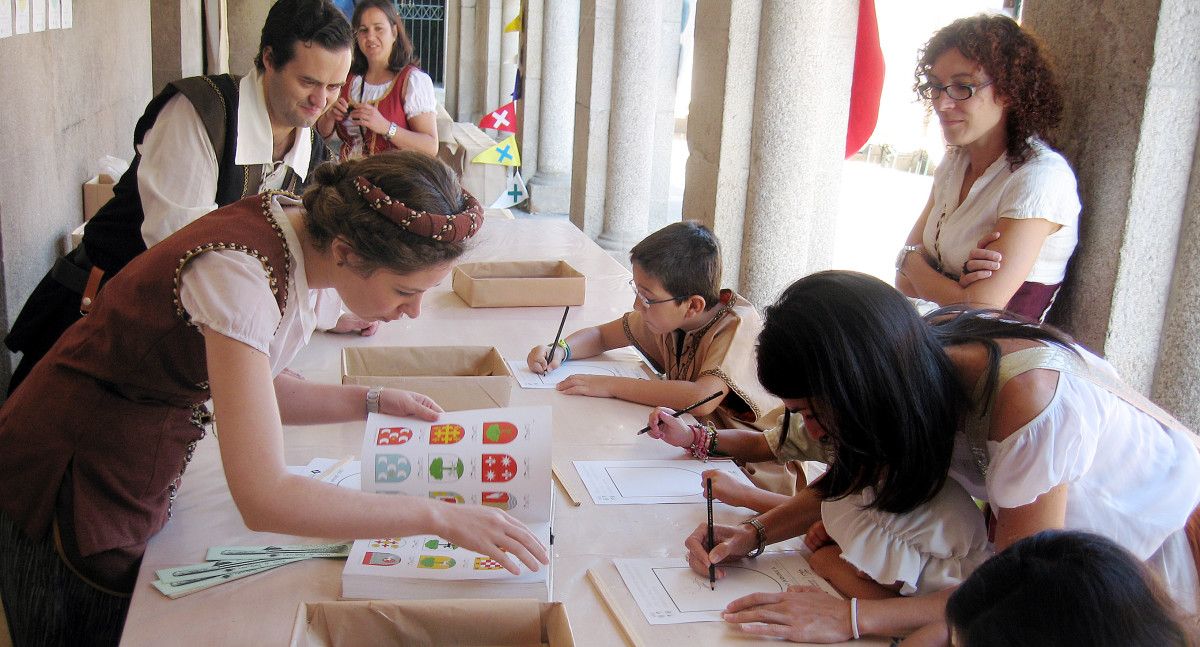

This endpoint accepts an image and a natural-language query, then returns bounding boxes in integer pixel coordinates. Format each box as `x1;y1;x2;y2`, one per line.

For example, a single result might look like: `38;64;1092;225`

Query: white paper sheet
573;459;753;505
506;359;651;389
361;406;552;520
287;457;362;490
614;553;840;624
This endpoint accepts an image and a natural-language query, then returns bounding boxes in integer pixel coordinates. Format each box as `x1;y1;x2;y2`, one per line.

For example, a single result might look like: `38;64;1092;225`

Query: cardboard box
437;122;506;207
82;174;116;221
289;600;575;647
342;346;513;411
453;261;585;308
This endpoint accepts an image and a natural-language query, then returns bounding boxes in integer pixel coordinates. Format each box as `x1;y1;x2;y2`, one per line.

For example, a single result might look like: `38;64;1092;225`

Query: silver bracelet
741;516;766;558
366;386;383;414
386;122;399;140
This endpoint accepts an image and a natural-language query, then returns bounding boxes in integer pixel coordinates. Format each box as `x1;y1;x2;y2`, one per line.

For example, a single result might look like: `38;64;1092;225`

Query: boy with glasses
526;222;798;494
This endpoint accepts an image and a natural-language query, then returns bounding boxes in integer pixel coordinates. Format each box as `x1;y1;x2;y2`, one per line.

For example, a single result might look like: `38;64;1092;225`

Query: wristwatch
366;386;383;414
741;516;767;558
386;122;399;140
895;244;921;274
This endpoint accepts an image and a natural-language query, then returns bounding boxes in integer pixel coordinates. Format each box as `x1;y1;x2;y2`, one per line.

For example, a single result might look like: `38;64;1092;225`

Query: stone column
518;0;544;181
527;0;580;214
1025;0;1200;414
737;0;857;305
476;0;503;113
499;0;520;103
682;0;761;289
595;1;664;255
570;0;616;239
646;0;683;232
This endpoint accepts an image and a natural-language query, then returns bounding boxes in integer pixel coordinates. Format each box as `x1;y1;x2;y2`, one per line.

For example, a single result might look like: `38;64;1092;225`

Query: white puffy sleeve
821;482;992;596
178;250;281;354
403;69;437;118
996;150;1081;228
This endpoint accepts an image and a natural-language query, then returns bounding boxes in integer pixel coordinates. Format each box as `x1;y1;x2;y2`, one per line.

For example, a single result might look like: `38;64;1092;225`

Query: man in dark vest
5;0;359;394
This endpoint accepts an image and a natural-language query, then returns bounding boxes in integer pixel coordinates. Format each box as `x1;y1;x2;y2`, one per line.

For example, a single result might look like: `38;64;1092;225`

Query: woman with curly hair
895;14;1080;323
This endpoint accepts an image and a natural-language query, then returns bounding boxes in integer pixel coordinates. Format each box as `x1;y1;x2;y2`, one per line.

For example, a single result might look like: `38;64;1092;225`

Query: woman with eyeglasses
895;14;1080;323
665;271;1200;643
316;0;439;159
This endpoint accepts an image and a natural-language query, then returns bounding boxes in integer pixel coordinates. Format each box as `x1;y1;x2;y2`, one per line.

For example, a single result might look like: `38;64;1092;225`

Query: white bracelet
386;122;399;140
850;597;860;640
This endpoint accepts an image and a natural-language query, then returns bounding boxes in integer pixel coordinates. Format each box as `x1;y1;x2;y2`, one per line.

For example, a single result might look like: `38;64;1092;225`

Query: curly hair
915;14;1064;169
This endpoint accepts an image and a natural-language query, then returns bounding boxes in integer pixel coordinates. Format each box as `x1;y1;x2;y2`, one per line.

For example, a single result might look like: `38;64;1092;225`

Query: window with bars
396;1;446;86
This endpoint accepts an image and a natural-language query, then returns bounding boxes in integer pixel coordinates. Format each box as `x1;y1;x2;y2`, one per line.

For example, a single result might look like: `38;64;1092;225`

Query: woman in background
318;0;439;158
895;14;1080;323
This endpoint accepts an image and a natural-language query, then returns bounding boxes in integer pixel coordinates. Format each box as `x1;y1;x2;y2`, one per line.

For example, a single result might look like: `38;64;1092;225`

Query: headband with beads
352;175;484;243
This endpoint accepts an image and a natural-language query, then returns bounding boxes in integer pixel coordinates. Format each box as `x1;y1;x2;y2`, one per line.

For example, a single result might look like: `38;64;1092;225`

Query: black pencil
544;306;570;369
706;477;715;590
636;390;723;435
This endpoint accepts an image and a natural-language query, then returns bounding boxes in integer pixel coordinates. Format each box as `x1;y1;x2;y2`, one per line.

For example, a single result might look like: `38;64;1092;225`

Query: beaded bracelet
556;338;572;362
687;423;718;462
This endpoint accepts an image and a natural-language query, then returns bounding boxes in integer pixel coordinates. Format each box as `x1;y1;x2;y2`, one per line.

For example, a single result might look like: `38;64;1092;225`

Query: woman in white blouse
317;0;438;158
895;15;1080;323
684;272;1200;644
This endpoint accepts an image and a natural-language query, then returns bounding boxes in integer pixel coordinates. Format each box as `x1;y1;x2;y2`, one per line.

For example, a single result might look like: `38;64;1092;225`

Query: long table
119;218;877;646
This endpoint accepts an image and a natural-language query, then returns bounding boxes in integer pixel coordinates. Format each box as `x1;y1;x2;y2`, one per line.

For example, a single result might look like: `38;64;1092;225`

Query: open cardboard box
82;173;116;221
289;600;575;647
453;261;585;308
342;346;513;411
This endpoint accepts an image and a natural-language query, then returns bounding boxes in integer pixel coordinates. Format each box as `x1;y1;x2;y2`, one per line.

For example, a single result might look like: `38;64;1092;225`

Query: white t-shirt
948;345;1200;611
176;195;318;376
923;139;1080;284
339;68;437;152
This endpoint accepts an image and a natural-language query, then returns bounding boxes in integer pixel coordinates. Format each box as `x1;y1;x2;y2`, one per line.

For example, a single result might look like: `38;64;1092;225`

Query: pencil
636;390;723;434
543;305;571;370
706;477;715;590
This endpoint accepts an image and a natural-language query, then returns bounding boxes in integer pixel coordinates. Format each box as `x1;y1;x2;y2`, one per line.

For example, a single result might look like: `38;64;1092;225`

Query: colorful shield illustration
423;538;457;550
482;421;517;444
428;455;465;482
481;454;517;482
417;555;456;569
363;551;400;566
375;427;414;446
429;424;465;444
375;455;412;483
428;491;464;504
482;491;515;510
473;557;505;570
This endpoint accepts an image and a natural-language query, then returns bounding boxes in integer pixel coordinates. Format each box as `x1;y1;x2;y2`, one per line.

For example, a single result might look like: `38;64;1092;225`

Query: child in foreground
945;530;1196;647
526;221;796;493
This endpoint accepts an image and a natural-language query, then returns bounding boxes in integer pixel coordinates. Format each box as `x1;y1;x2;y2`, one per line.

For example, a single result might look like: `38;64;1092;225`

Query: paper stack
342;406;554;601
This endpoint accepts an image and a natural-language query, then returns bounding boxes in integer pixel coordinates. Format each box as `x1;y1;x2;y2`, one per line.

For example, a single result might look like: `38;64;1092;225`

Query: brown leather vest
0;193;292;589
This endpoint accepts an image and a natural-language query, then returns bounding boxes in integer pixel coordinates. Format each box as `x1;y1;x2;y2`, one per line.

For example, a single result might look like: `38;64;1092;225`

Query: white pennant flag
490;168;528;209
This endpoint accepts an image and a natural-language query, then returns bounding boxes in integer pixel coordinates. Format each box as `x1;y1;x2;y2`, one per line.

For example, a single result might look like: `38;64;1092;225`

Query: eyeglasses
918;79;994;101
778;406;834;449
628;279;683;308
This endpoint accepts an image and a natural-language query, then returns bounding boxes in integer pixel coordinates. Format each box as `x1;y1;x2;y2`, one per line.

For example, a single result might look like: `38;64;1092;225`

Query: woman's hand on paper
379;389;443;421
432;504;549;575
958;231;1003;287
684;522;755;578
722;585;853;643
645;407;691;447
526;344;564;375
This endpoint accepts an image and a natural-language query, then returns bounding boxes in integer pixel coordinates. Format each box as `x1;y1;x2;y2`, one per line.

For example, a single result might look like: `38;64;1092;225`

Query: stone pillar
1025;0;1200;415
500;0;520;103
570;0;616;239
594;1;664;255
151;0;204;91
518;0;544;181
453;0;479;121
202;0;229;75
476;0;503;113
444;0;461;112
682;0;761;289
737;0;856;305
527;0;580;215
646;0;683;232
